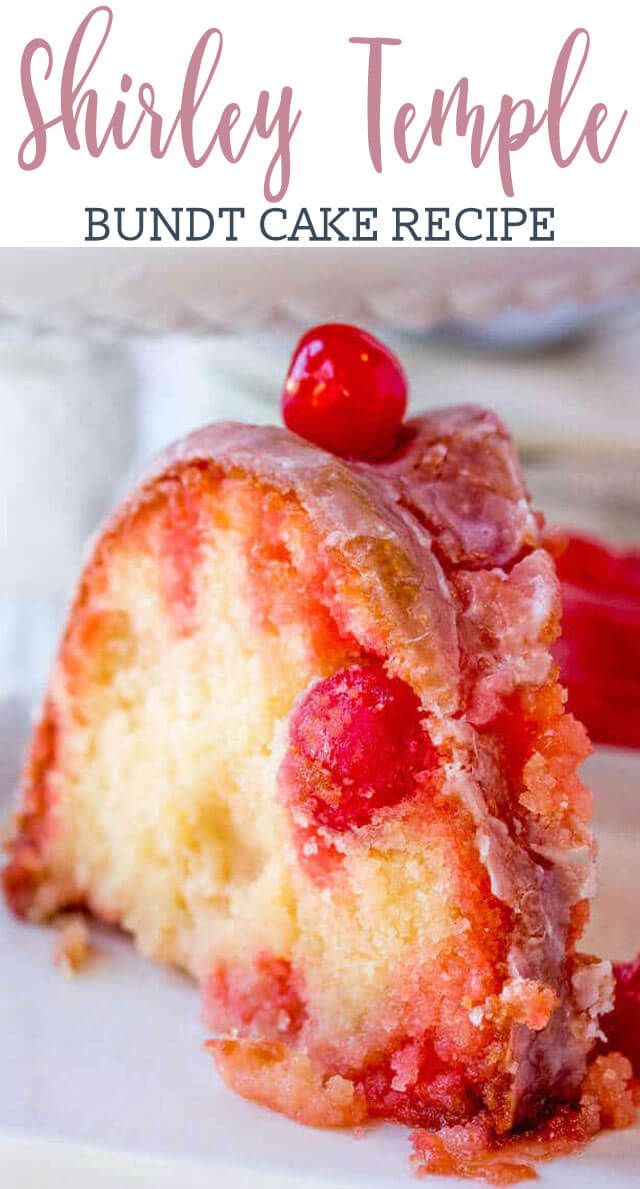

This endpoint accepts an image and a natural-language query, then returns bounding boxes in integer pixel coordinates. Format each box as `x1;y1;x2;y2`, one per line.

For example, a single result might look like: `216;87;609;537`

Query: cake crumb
410;1051;636;1182
53;914;94;977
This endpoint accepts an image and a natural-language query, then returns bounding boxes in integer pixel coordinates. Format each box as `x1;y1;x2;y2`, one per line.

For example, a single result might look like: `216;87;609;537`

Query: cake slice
2;327;625;1168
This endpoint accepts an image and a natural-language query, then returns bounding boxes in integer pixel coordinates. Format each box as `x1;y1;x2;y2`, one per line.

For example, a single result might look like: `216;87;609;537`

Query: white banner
0;0;637;246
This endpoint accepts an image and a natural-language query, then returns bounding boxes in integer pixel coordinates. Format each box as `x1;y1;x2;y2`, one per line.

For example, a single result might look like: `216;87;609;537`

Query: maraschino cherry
281;323;408;461
286;662;436;831
602;955;640;1075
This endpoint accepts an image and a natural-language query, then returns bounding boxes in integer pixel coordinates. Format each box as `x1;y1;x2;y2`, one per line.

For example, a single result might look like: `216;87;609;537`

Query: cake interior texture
3;411;628;1150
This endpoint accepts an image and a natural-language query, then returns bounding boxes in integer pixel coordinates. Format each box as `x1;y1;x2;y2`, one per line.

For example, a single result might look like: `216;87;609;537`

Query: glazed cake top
128;405;543;722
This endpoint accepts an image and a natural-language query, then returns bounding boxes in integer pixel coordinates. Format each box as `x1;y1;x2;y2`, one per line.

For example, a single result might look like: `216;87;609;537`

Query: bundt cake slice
2;380;616;1151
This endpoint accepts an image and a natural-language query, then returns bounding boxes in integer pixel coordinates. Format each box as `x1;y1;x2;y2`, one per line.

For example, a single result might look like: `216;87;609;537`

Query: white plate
1;697;639;1187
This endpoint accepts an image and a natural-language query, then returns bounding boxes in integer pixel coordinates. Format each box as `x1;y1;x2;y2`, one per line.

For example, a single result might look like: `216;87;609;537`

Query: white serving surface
0;692;639;1187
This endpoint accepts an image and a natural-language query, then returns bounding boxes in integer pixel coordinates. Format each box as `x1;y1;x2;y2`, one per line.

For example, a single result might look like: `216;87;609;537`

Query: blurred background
0;248;639;767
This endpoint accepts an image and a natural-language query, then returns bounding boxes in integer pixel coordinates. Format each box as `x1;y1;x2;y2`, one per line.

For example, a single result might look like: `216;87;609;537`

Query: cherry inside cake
3;325;634;1180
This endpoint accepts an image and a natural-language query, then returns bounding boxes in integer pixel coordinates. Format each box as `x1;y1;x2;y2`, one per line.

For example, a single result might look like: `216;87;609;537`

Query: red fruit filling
158;477;203;634
281;323;408;461
362;1039;479;1129
203;954;306;1044
282;662;436;832
410;1053;635;1184
602;955;640;1076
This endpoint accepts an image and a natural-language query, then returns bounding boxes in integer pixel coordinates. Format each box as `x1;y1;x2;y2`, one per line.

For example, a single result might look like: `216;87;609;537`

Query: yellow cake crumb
54;914;93;977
